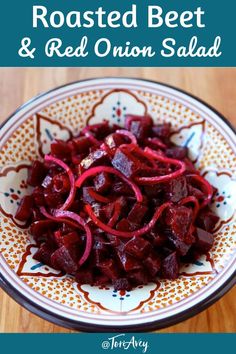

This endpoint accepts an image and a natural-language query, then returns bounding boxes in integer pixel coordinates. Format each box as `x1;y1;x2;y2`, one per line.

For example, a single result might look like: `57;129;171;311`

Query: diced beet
72;136;92;154
51;139;71;159
125;114;153;130
188;185;205;199
80;149;109;171
44;189;63;208
161;252;179;279
113;181;132;196
130;120;150;141
117;251;142;272
53;173;70;193
166;146;187;160
93;274;110;286
41;175;53;189
54;231;81;248
147;229;167;247
116;218;137;232
97;202;114;221
195;227;214;253
152;123;171;139
165;176;188;203
82;187;96;204
32;186;45;206
129;269;148;285
27;160;47;186
75;268;94;284
165;206;193;240
30;220;56;239
143;251;161;277
51;246;78;274
15;195;33;221
98;259;120;280
105;133;127;149
196;209;219;232
33;243;55;268
112;148;140;178
127;203;148;224
94;172;111;193
167;234;192;256
113;278;132;291
124;236;151;259
144;184;163;198
87;121;112;140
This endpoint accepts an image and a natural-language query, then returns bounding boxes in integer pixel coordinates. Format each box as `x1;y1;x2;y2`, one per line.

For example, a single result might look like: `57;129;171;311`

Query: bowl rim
0;77;235;332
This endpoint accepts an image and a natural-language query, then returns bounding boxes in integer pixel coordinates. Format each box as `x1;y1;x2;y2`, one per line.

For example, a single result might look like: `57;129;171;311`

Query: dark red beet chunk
130;120;150;141
27;160;47;186
51;246;78;274
80;149;109;171
165;176;188;203
51;139;71;159
165;205;193;241
17;114;219;290
105;133;127;150
196;209;219;232
124;236;151;259
75;269;94;284
113;278;132;291
143;251;161;277
195;227;214;253
98;259;120;280
112;148;140;178
94;172;111;193
72;136;92;154
127;203;148;224
15;195;33;221
161;252;179;279
117;251;142;272
152;123;171;139
33;243;56;268
129;269;148;285
166;146;187;160
53;173;70;193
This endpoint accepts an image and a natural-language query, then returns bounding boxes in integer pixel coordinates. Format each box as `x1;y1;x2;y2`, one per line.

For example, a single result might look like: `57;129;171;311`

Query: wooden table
0;68;235;332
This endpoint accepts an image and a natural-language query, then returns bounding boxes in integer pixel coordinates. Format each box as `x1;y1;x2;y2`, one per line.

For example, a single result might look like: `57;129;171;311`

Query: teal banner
0;333;235;354
0;0;235;66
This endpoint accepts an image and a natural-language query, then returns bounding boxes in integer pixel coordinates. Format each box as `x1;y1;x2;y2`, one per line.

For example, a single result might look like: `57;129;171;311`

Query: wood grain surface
0;68;235;333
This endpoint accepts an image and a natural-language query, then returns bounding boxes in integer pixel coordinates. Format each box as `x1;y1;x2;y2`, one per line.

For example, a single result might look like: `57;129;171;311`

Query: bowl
0;78;235;331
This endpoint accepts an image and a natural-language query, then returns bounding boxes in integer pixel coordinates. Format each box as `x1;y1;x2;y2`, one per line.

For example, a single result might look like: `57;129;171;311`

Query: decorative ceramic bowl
0;78;235;332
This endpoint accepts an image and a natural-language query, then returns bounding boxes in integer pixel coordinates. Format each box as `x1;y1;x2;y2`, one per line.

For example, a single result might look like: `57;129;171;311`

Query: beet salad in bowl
0;78;235;331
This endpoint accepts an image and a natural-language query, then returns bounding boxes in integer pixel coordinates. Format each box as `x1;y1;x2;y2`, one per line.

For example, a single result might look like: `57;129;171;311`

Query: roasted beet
165;176;188;203
165;205;193;240
17;114;219;290
127;203;148;224
15;195;33;221
51;246;78;274
161;252;179;279
113;278;132;291
27;160;47;186
143;251;161;277
195;227;214;253
79;149;109;171
196;209;219;232
152;123;171;139
94;172;111;193
33;242;56;268
166;146;187;160
112;148;140;178
72;136;92;154
124;236;151;259
51;139;71;159
105;133;127;150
